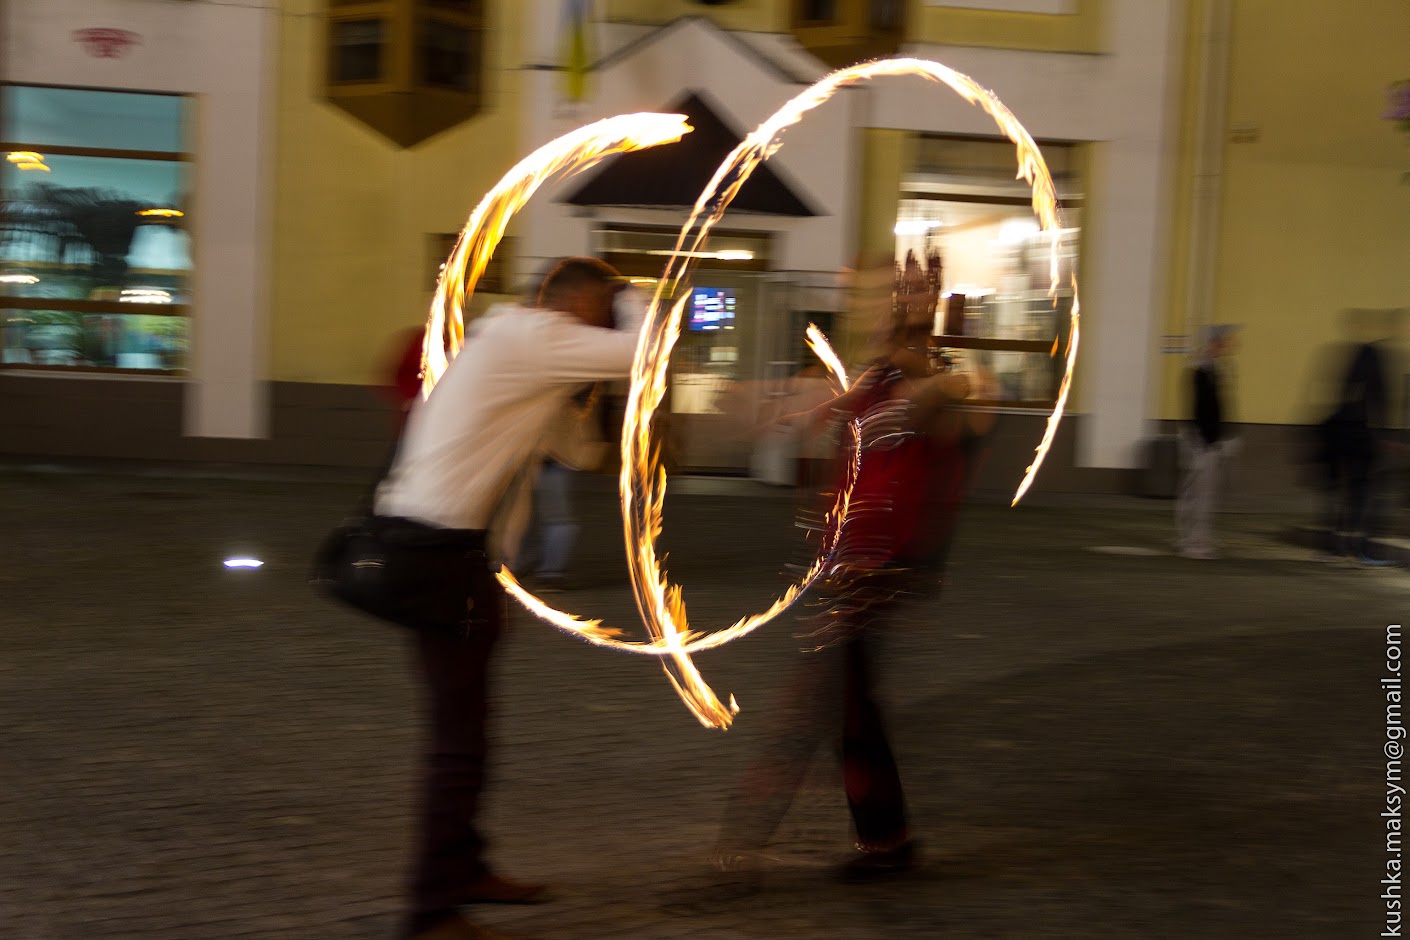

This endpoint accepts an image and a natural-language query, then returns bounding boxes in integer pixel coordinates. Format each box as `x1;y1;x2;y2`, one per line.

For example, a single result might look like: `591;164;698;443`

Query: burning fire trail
425;60;1078;730
607;58;1079;727
418;113;694;398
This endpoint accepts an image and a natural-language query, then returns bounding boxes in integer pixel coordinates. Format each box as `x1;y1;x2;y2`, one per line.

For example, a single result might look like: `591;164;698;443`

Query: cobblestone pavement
0;469;1403;939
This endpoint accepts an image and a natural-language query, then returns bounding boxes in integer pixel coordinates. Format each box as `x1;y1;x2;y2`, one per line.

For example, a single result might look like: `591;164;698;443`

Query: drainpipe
1183;0;1233;359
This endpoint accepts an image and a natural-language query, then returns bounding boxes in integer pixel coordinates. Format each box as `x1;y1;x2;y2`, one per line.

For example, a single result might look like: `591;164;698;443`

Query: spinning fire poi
418;58;1080;729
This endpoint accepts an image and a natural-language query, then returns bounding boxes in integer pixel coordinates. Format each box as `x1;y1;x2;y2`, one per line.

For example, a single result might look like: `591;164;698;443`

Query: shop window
1;84;190;373
897;136;1084;407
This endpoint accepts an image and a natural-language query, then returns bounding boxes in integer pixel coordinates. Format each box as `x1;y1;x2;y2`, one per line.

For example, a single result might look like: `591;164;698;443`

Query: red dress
829;364;968;575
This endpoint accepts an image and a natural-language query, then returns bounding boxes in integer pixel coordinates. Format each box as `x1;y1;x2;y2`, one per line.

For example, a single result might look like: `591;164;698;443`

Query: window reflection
1;84;190;373
2;311;188;370
0;156;190;304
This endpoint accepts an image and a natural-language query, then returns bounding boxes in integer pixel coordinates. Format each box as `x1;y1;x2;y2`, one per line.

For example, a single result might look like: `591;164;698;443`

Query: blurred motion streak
421;59;1078;729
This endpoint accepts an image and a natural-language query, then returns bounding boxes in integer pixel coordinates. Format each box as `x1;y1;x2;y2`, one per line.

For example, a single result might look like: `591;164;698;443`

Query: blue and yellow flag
560;0;593;103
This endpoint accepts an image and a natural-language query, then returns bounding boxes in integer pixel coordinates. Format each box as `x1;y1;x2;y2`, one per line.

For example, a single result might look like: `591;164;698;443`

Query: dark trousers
406;573;505;932
1325;431;1380;552
841;636;908;850
720;629;908;853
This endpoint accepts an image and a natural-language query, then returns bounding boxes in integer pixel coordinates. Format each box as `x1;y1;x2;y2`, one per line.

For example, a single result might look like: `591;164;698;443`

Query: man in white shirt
376;257;643;940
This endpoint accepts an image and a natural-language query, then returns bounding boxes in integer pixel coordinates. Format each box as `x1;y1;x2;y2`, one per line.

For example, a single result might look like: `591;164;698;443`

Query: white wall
1;0;275;440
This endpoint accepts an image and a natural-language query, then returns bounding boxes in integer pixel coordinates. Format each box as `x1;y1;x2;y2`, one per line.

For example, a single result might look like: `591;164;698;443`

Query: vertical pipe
1183;0;1233;353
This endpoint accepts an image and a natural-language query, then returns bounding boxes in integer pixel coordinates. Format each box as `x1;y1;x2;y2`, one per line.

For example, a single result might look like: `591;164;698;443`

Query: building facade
2;0;1407;504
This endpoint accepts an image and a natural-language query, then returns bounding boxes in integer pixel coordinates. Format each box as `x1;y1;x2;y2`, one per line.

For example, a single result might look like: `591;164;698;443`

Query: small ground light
223;558;264;569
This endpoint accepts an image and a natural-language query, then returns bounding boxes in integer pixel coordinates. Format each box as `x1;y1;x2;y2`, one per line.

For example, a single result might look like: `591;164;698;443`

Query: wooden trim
1;141;189;162
0;298;190;317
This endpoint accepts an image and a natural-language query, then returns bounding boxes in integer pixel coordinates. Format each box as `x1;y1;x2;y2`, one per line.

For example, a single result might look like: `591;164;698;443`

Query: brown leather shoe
409;912;514;939
459;872;549;905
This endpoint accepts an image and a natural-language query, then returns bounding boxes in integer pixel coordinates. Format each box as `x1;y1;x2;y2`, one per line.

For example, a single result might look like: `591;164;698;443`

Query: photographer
372;258;644;939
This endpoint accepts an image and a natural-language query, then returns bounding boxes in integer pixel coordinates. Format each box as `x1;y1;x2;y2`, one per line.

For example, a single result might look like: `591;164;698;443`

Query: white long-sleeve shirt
374;302;640;553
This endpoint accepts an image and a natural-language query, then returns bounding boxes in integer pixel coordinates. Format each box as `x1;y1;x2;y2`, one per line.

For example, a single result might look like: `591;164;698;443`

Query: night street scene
2;2;1409;939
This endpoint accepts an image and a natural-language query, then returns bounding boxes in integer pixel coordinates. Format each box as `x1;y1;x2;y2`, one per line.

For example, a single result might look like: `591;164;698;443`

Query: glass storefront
594;226;792;471
896;135;1084;406
1;84;191;372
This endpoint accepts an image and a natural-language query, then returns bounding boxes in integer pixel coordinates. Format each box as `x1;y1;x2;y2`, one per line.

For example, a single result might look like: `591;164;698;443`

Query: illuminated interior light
119;288;173;304
223;558;263;569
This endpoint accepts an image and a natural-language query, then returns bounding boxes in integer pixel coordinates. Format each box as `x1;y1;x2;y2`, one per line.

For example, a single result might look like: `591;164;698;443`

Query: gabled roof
562;90;817;217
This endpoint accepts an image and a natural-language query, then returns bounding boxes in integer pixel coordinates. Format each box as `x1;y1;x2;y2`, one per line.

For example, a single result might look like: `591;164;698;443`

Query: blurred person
512;267;621;593
1318;308;1403;566
518;383;616;592
367;257;645;940
1175;325;1239;560
787;362;843;491
713;292;985;887
383;325;429;434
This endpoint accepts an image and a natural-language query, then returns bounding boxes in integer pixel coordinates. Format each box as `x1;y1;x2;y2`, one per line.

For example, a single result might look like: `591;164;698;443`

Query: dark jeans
720;628;908;854
1325;430;1380;552
406;567;505;932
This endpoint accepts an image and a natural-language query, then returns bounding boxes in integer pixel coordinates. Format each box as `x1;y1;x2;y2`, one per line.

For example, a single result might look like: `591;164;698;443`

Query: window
897;136;1084;406
1;84;191;373
419;19;472;90
331;19;386;83
870;0;904;31
324;1;487;147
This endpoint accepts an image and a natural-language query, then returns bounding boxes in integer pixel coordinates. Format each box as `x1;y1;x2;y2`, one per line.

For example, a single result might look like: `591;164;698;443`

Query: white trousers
1176;440;1222;552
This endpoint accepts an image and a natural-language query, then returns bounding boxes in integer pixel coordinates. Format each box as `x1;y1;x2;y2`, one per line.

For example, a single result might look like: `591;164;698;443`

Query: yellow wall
1161;0;1410;424
602;0;787;33
912;0;1104;54
270;0;524;386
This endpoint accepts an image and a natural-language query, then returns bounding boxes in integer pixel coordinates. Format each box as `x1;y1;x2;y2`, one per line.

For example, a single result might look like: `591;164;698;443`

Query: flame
606;58;1079;727
424;60;1078;731
418;113;694;399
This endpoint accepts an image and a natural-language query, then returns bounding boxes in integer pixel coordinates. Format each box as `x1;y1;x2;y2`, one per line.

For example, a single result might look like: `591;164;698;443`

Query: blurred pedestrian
369;257;644;940
383;325;428;433
519;380;619;591
714;296;981;886
1175;325;1239;559
1318;308;1402;566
